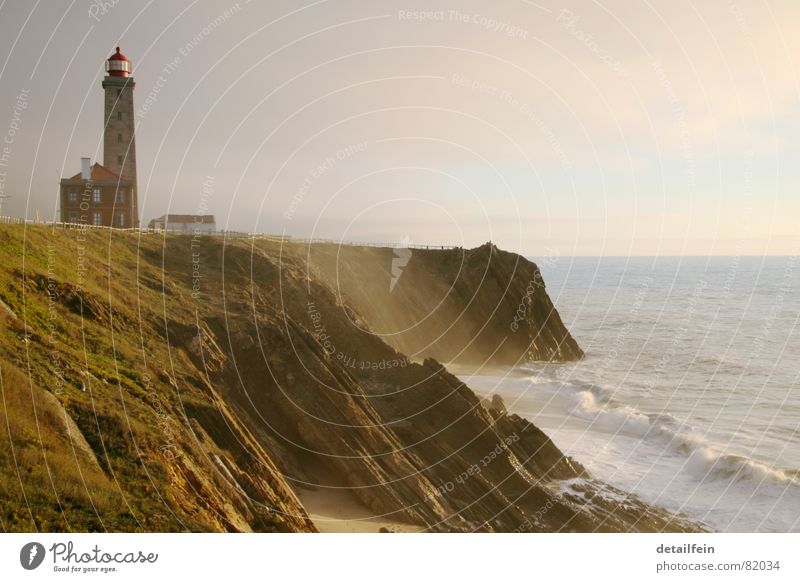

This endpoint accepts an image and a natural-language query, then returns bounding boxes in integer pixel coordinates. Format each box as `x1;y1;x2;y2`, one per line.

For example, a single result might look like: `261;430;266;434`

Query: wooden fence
0;216;460;250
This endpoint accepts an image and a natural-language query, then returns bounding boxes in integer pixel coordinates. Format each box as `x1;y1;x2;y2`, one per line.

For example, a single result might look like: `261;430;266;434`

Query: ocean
464;256;800;532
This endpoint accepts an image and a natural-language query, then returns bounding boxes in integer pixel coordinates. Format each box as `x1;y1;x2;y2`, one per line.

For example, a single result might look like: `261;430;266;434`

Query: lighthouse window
116;189;125;203
68;189;77;202
93;188;102;203
117;133;122;143
116;89;121;96
93;212;102;226
117;111;122;120
118;155;123;165
117;211;126;227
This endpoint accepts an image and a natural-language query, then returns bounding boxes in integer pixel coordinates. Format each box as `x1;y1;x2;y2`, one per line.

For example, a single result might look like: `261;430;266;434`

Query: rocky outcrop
304;243;584;366
481;393;508;416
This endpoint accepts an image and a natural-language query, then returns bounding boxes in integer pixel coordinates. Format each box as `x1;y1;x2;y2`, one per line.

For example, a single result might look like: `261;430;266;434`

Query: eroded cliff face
0;227;698;532
303;242;584;367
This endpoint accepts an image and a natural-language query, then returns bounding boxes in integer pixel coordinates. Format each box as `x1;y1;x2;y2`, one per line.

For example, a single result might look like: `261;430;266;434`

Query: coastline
465;362;800;533
0;225;706;532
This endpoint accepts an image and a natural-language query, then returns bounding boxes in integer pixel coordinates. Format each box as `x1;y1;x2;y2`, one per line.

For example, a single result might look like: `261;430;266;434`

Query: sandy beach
296;486;424;533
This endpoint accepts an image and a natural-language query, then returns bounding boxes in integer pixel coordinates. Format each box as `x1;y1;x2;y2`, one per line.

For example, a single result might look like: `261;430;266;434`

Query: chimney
81;157;91;180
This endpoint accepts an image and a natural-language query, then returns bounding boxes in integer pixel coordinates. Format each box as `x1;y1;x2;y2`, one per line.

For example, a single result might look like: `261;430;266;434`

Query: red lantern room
106;46;131;77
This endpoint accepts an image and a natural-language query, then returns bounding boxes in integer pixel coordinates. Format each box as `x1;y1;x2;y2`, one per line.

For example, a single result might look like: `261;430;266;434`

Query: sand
296;486;424;533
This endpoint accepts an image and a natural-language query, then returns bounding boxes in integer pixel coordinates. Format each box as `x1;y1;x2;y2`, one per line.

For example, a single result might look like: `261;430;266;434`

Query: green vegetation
0;225;312;532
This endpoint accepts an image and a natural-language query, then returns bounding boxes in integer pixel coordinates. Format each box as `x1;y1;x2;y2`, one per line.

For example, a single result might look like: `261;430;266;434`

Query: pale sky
0;0;798;255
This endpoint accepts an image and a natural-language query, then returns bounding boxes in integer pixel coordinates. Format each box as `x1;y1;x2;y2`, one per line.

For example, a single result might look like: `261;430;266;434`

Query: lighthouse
102;47;138;209
59;47;139;228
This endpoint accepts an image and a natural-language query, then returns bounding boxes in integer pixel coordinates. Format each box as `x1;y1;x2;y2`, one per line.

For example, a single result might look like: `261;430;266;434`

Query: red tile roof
65;163;123;182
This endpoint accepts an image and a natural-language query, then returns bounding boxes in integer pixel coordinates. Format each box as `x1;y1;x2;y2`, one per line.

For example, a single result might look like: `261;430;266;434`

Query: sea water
464;256;800;532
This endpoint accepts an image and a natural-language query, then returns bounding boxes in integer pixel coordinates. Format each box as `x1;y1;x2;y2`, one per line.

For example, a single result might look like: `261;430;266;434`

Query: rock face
481;393;508;416
304;242;584;366
0;226;700;532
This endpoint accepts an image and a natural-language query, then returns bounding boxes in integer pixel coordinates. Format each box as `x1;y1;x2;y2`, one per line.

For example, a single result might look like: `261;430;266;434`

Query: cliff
304;242;584;366
0;225;699;532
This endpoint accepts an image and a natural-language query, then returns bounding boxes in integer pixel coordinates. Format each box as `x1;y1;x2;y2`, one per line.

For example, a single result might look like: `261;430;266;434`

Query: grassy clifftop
0;225;315;532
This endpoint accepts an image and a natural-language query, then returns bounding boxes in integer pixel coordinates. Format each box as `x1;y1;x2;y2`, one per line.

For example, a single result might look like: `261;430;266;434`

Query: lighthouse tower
59;47;139;228
102;47;138;226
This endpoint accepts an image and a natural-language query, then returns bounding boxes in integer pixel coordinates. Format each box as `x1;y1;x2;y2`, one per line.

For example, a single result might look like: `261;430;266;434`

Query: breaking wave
533;375;800;489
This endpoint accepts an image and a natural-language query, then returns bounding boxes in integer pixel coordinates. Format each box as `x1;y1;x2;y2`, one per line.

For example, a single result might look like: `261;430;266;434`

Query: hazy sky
0;0;798;255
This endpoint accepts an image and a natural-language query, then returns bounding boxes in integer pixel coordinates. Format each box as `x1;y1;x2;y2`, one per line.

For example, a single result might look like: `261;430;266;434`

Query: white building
148;214;216;234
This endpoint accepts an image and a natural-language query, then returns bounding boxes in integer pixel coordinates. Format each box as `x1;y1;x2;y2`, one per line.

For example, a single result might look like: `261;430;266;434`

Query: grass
0;225;240;531
0;362;118;531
